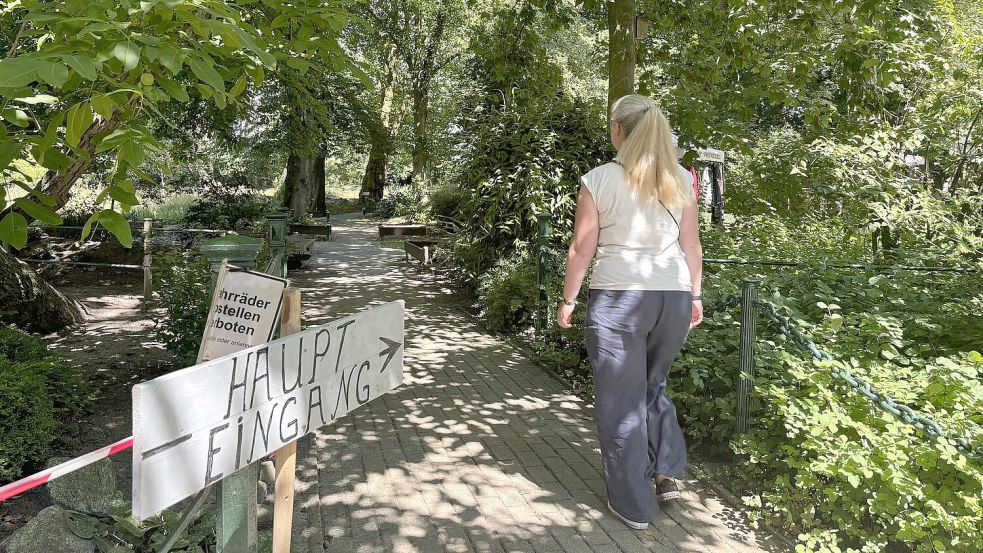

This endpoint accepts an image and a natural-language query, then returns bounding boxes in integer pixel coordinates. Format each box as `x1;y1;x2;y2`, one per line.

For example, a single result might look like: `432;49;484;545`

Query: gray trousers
586;289;691;522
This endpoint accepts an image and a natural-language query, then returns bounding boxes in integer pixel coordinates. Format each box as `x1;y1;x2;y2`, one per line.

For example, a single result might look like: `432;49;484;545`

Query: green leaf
40;148;71;170
91;95;115;119
157;45;183;75
158;78;189;102
0;212;28;249
104;185;140;207
284;57;310;73
95;129;132;153
2;109;30;128
188;56;225;93
113;41;141;72
229;75;247;98
36;61;70;87
0;139;22;169
97;209;133;247
0;57;41;88
14;198;62;225
118;140;145;168
12;95;58;105
66;102;94;148
63;54;99;80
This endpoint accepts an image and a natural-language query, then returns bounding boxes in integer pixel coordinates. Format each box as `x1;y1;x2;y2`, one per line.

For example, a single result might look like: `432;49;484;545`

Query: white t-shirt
581;162;692;291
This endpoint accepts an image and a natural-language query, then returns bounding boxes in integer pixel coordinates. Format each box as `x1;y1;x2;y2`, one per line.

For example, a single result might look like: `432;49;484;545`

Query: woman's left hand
690;300;704;328
557;303;575;328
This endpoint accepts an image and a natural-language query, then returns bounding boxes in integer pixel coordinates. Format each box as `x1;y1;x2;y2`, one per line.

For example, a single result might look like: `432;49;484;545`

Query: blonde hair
611;95;691;208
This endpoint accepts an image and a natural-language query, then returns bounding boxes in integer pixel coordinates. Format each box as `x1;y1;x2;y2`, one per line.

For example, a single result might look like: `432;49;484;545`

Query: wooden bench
379;224;426;238
289;224;331;241
404;240;438;265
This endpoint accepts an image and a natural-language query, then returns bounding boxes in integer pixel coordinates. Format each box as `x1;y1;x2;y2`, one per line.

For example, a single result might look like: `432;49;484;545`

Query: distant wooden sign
132;301;405;520
198;263;288;362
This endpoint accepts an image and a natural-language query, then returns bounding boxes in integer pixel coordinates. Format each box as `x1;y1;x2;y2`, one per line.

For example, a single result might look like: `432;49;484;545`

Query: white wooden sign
198;263;287;362
131;300;405;520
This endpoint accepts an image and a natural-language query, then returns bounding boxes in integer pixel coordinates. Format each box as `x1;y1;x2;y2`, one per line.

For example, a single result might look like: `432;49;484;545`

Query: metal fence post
736;278;760;435
536;213;551;337
199;236;264;553
267;210;288;278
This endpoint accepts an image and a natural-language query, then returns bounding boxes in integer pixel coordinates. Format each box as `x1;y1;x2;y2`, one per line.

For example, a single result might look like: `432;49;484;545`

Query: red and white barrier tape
0;436;133;502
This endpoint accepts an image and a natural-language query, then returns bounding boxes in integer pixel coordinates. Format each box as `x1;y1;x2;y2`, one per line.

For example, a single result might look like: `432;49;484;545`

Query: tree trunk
411;86;428;194
359;43;402;202
0;112;123;224
282;153;323;219
360;139;388;201
608;0;636;112
313;155;327;216
0;250;84;332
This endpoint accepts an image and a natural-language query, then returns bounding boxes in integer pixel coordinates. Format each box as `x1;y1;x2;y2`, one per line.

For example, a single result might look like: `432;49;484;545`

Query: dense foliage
443;94;609;286
0;326;91;481
66;502;216;552
181;187;274;232
152;251;211;364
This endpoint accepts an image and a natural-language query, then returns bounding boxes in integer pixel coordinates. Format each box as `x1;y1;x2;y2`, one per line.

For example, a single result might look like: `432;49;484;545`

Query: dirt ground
0;266;182;543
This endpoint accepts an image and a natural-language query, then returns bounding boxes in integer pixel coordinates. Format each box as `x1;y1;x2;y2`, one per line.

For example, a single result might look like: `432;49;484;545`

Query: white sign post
132;300;405;520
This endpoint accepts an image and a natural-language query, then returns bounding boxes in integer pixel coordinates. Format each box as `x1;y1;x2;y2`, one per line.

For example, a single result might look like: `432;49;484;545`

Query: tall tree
608;0;636;109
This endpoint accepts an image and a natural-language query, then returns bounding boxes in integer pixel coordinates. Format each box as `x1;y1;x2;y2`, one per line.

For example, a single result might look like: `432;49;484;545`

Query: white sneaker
654;478;681;501
607;501;649;530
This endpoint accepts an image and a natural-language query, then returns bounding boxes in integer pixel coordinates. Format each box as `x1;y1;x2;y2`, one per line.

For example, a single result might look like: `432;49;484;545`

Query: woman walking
556;94;703;530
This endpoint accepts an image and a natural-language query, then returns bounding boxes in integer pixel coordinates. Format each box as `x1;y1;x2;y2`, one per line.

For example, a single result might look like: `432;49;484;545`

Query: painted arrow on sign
378;336;402;373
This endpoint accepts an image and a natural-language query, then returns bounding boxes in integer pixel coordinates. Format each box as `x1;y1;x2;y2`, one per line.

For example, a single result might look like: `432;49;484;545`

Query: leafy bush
427;184;465;226
65;502;215;552
0;326;92;481
448;94;609;285
475;247;540;334
153;252;211;365
182;187;274;232
668;262;983;552
374;186;424;221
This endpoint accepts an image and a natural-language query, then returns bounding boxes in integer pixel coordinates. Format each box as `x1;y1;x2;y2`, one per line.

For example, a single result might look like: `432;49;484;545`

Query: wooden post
273;289;301;553
142;219;153;301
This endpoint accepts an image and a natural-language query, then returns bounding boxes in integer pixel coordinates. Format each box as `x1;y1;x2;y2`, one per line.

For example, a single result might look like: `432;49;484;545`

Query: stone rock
258;460;276;486
0;506;95;553
257;480;269;504
45;457;122;516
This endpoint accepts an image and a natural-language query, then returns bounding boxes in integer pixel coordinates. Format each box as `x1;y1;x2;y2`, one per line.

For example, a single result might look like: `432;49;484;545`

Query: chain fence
703;293;979;459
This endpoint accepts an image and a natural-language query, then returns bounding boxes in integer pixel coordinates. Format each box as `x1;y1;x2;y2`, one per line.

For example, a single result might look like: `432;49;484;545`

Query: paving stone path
285;213;789;553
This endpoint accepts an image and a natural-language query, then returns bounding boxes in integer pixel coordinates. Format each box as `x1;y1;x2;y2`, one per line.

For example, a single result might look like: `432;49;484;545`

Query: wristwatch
562;298;578;307
691;295;702;301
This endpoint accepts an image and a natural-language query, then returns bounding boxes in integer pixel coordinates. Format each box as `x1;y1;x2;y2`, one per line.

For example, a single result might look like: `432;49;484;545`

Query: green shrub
153;251;211;364
475;247;540;334
64;504;215;552
374;187;423;220
669;264;983;552
0;327;92;481
448;93;609;285
182;187;274;232
0;324;50;362
427;184;465;224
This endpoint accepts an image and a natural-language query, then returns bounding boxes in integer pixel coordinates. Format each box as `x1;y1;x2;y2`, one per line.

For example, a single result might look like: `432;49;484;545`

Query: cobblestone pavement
285;213;789;553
